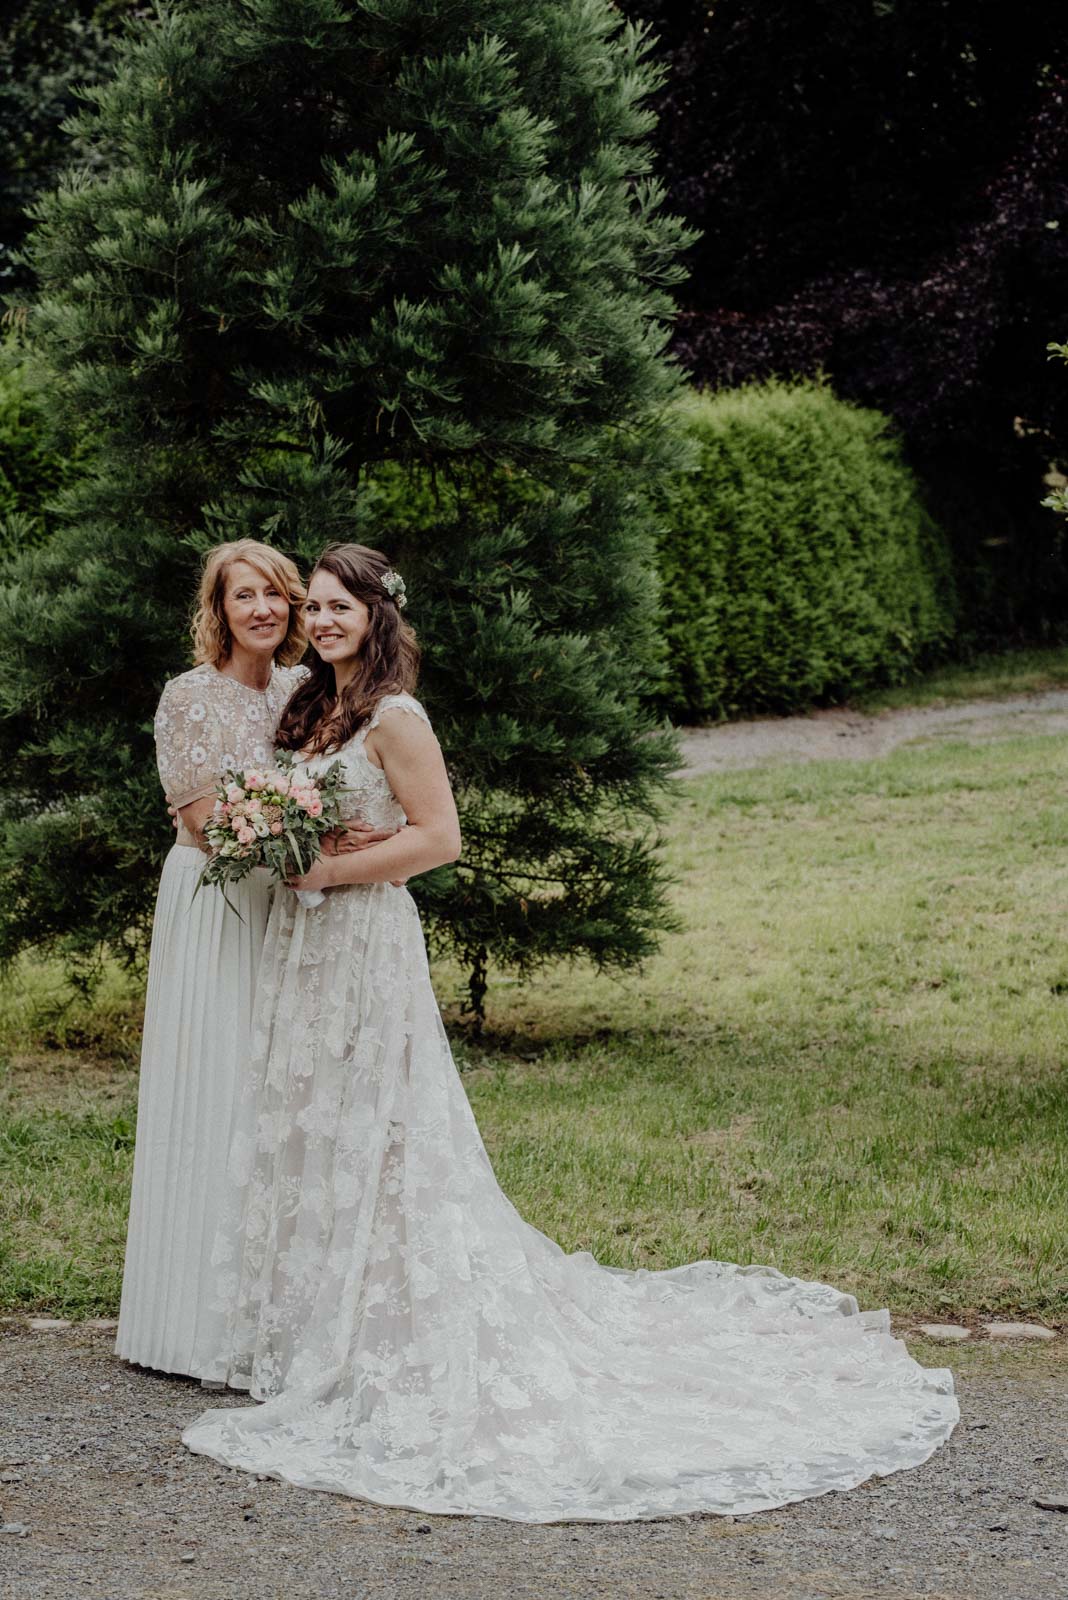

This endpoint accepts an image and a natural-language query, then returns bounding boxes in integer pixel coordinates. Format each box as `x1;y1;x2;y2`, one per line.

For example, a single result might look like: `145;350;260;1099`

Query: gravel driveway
2;1326;1065;1600
675;689;1068;776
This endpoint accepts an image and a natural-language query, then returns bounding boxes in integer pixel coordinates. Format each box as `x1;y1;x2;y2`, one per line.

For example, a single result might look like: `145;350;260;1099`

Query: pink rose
237;825;256;845
245;770;266;790
225;784;244;804
272;773;290;796
306;797;323;818
245;797;262;815
270;821;283;836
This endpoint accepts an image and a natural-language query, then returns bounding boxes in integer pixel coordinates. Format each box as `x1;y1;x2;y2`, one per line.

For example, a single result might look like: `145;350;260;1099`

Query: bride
183;542;958;1522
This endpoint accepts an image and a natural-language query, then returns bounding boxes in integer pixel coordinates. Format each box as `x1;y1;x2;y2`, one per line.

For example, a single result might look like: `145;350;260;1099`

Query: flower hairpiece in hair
381;568;407;608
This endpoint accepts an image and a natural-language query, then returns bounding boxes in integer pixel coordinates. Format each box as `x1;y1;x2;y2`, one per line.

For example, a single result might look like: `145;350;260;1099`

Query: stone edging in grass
4;1317;119;1332
910;1320;1062;1344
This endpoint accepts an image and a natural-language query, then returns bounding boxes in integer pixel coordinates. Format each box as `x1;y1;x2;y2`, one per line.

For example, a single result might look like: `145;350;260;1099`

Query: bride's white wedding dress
183;694;958;1522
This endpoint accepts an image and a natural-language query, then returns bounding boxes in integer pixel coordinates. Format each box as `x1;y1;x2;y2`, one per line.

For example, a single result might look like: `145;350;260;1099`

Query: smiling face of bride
304;569;372;687
275;542;421;756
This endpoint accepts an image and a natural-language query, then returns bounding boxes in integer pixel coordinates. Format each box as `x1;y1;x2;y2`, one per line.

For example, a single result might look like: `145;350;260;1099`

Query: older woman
116;539;310;1380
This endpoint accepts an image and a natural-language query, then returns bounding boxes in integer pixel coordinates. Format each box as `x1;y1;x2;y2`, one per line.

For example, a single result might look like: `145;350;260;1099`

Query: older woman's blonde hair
191;539;306;668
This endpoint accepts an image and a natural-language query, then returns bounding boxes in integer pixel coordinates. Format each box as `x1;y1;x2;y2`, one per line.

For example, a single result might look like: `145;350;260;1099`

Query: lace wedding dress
183;694;958;1521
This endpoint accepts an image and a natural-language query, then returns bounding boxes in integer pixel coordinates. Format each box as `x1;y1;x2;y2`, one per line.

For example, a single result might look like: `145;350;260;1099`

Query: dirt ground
674;689;1068;776
1;1325;1066;1600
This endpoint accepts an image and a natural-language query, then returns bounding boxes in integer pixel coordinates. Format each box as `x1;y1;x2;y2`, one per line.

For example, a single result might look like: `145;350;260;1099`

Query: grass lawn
2;726;1066;1323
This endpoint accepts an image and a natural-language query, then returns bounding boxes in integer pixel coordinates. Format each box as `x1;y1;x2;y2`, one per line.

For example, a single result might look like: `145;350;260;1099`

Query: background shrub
658;381;956;719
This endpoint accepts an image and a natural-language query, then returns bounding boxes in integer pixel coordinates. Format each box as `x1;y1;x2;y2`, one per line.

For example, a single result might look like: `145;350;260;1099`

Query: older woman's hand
322;820;400;855
320;821;408;888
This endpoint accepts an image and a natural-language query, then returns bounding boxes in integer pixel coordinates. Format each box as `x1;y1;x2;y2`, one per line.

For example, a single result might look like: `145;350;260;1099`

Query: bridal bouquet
199;751;347;909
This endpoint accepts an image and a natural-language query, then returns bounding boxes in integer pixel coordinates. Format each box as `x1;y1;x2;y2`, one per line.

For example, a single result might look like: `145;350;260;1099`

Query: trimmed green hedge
657;381;956;719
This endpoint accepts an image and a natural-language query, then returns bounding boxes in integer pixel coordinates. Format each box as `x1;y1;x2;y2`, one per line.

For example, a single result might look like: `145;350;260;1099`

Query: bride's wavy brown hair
276;543;420;756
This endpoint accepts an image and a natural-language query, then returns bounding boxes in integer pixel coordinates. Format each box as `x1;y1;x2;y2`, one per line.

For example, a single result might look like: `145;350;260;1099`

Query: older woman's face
222;560;291;660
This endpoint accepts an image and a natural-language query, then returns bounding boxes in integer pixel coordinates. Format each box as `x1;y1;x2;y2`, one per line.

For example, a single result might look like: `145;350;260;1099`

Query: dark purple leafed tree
621;0;1068;636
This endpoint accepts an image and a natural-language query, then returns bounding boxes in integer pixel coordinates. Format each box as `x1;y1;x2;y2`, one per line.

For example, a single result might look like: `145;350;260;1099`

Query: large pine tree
0;0;691;1015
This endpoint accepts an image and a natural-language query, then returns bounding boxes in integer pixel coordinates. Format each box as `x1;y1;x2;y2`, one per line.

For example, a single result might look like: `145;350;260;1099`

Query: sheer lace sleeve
154;672;222;808
363;694;431;735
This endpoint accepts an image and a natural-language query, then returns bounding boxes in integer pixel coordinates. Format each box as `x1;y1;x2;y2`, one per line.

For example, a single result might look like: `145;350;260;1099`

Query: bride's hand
287;859;336;893
289;859;409;891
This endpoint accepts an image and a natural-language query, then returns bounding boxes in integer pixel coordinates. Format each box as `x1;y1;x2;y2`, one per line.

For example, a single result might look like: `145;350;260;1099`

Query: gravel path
675;689;1068;776
2;1326;1065;1600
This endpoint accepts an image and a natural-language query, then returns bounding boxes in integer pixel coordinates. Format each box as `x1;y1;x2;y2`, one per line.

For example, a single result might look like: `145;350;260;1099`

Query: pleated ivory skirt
116;845;274;1378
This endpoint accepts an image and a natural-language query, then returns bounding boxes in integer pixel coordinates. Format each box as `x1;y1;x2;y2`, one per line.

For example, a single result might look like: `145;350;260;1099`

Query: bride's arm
289;713;461;890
